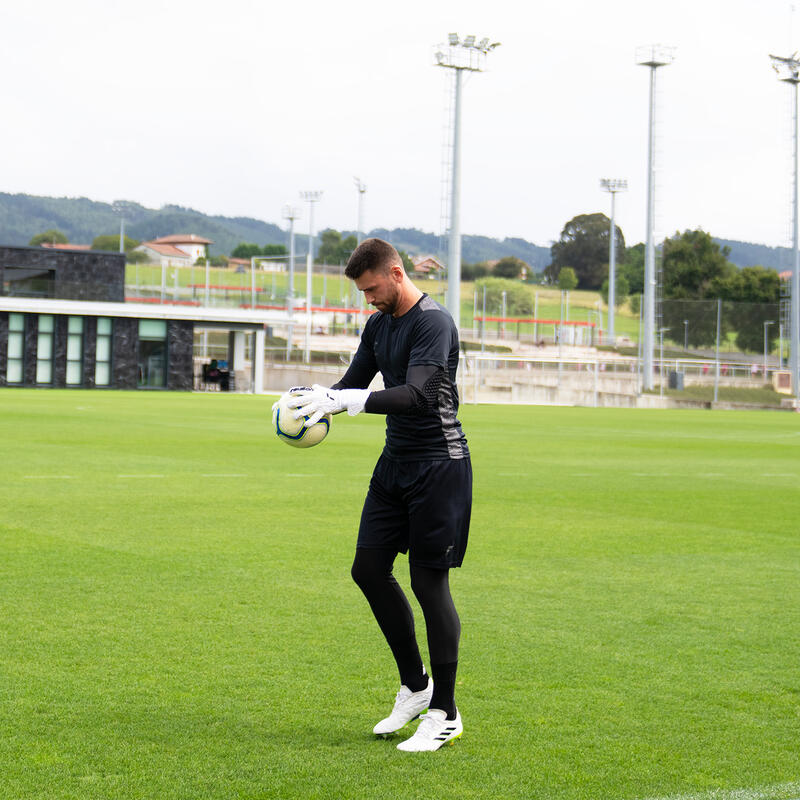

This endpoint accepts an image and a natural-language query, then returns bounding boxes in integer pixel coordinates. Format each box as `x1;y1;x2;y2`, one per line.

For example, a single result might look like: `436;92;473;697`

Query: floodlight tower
434;33;499;329
300;190;323;364
112;200;134;253
636;45;674;390
354;178;367;245
282;203;302;360
599;178;628;344
771;52;800;402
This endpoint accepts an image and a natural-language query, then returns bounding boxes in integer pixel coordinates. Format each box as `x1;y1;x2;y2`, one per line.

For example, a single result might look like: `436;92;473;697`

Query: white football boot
396;708;463;752
373;677;433;736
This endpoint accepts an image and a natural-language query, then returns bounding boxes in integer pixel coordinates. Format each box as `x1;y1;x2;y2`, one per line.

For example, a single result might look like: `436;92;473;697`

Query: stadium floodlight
354;178;367;245
599;178;628;344
637;44;675;391
770;52;800;404
112;200;136;254
282;203;302;361
434;32;498;329
478;37;490;51
300;190;323;364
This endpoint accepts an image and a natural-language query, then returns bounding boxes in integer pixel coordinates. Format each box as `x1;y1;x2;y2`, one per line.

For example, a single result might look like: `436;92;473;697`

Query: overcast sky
1;0;798;251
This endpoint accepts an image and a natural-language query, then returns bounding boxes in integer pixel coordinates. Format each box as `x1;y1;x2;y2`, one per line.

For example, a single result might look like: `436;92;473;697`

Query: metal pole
792;81;800;402
250;257;256;309
287;216;295;360
204;258;210;306
764;320;774;379
119;216;125;253
534;292;539;342
305;201;314;364
608;190;616;342
684;319;688;350
481;285;486;352
447;68;463;329
714;298;721;403
659;328;664;397
501;290;507;338
643;64;657;391
356;179;366;245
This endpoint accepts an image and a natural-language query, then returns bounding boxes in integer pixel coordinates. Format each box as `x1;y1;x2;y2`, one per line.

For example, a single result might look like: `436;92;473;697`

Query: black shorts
357;454;472;569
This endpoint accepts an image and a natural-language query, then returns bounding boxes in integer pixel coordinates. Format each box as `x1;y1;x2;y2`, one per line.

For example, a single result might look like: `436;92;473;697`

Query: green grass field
1;390;799;800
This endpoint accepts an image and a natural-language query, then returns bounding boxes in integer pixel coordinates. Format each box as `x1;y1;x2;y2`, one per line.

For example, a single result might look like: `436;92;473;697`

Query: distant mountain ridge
0;192;790;271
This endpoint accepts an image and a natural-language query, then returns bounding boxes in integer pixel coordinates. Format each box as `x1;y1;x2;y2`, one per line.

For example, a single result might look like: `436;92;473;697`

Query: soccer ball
272;390;331;448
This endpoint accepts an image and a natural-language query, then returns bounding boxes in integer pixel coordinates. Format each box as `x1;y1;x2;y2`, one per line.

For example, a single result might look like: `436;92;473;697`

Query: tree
558;267;578;291
493;256;528;280
29;229;68;246
461;262;490;281
660;229;736;348
620;243;644;295
716;265;781;352
397;249;415;273
231;242;262;259
91;234;140;252
601;274;630;307
262;244;288;257
210;255;229;267
546;213;625;289
126;250;149;264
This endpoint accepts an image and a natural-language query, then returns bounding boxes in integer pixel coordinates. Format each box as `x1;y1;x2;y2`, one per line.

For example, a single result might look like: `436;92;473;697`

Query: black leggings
351;548;461;714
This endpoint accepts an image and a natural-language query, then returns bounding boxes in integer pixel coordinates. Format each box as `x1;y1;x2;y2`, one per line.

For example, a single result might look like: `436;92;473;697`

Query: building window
36;315;54;384
138;319;167;388
66;316;84;386
7;313;24;384
95;317;112;387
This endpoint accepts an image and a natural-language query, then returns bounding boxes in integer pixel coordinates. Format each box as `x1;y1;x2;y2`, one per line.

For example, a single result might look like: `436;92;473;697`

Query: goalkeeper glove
287;384;371;426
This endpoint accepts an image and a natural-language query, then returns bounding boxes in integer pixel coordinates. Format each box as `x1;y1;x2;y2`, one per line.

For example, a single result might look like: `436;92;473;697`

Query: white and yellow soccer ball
272;389;331;448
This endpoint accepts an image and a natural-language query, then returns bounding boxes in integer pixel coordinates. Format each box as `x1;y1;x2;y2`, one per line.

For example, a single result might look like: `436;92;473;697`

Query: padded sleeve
364;364;444;415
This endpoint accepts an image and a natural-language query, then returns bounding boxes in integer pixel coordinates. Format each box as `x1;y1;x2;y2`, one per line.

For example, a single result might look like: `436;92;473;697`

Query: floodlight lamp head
282;204;302;220
770;53;800;83
300;190;323;202
478;37;489;50
636;44;675;67
600;178;628;192
448;32;459;45
464;35;476;47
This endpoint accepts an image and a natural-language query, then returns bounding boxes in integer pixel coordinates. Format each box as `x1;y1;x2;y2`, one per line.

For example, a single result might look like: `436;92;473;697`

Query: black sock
387;635;428;692
430;660;458;720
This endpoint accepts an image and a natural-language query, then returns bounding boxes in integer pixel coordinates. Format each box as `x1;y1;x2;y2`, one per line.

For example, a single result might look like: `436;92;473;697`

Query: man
288;237;472;752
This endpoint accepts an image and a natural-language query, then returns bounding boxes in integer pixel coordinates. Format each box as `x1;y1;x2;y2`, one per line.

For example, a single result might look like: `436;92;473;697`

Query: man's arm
363;364;443;414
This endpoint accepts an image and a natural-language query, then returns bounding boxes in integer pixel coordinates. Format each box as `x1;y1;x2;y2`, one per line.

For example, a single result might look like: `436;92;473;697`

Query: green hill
0;191;790;271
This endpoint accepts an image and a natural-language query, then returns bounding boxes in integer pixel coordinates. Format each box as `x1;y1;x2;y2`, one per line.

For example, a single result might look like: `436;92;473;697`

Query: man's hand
287;384;371;426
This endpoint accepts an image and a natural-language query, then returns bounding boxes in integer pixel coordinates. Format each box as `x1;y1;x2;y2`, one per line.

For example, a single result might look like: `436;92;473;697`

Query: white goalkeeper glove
287;384;371;426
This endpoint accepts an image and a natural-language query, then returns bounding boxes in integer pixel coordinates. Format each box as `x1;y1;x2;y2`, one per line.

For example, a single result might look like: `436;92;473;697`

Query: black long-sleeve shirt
332;294;469;461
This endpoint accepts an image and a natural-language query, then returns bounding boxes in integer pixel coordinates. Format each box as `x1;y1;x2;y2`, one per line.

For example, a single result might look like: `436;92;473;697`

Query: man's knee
409;564;449;605
351;548;396;591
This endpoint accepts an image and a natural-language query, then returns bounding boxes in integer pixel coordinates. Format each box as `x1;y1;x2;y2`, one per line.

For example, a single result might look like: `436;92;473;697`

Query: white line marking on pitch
762;473;797;477
638;780;800;800
117;474;166;479
23;475;75;480
201;473;249;478
285;473;323;477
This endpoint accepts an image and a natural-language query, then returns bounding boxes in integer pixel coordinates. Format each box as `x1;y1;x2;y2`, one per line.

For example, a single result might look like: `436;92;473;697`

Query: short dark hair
345;238;402;279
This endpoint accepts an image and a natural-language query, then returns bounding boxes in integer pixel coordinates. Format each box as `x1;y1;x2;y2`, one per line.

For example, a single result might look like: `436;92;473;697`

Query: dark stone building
0;245;194;390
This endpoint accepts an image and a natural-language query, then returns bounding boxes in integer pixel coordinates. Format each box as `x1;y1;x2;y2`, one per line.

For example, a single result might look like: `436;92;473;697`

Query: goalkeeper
288;237;471;753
